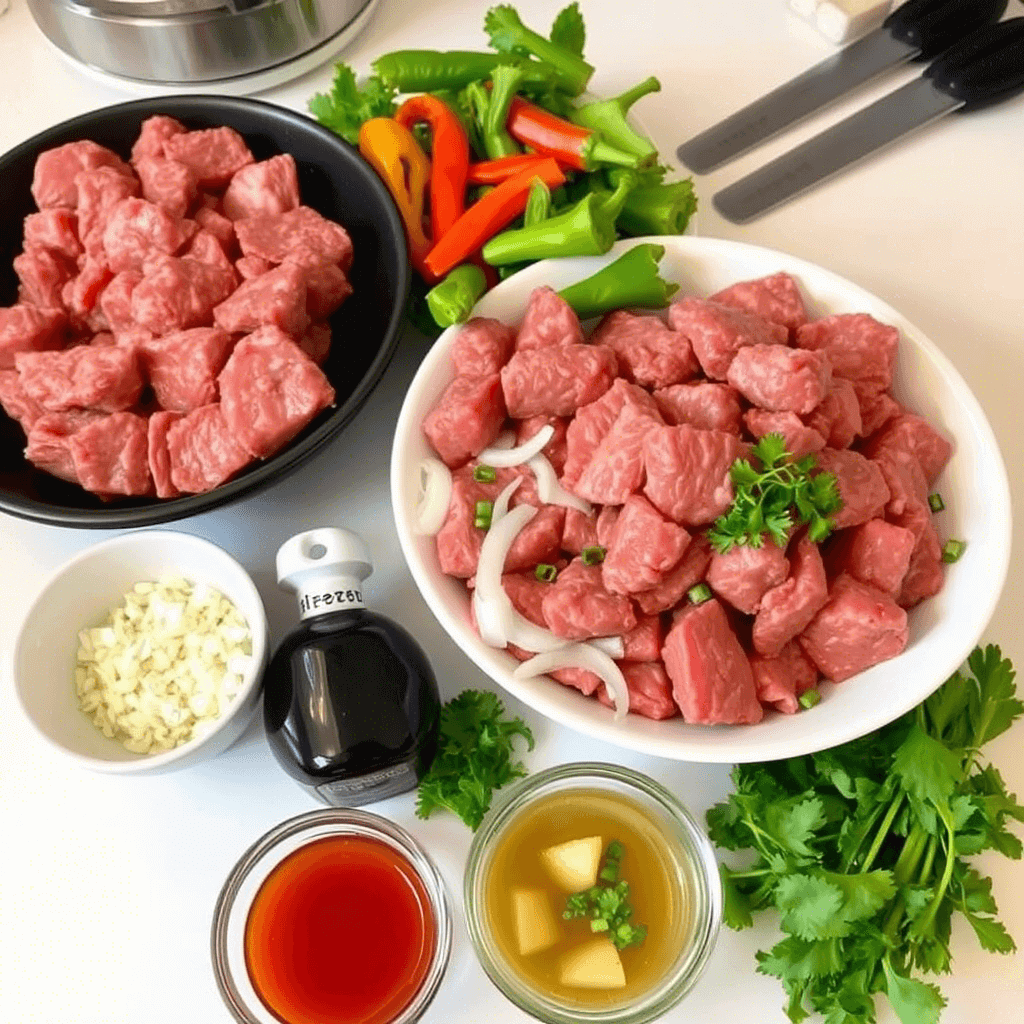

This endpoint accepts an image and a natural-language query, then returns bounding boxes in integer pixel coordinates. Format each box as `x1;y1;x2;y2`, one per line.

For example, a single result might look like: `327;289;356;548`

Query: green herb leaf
308;62;397;146
882;959;946;1024
550;2;586;56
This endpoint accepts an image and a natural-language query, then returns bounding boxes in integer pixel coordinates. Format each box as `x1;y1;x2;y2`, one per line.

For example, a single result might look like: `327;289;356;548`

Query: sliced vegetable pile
309;4;696;332
708;645;1024;1024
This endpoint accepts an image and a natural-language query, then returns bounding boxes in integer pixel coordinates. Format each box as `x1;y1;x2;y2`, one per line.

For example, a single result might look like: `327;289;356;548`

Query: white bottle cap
276;528;372;620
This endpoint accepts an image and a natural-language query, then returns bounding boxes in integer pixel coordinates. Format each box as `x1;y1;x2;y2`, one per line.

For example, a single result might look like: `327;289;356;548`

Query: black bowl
0;95;410;528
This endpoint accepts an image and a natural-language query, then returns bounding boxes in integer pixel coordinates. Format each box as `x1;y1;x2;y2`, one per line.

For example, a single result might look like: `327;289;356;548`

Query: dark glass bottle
263;528;440;807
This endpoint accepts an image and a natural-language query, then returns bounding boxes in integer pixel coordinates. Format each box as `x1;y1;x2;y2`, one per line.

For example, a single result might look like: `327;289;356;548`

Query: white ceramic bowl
12;530;269;774
391;236;1012;763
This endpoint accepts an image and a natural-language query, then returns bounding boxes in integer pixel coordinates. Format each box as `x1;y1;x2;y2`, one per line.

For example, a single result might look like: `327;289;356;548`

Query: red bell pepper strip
466;153;562;185
394;94;470;242
506;96;640;172
423;157;566;280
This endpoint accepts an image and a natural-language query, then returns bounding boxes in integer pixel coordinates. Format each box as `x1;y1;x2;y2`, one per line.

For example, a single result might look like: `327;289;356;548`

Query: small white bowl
12;530;269;774
391;236;1012;764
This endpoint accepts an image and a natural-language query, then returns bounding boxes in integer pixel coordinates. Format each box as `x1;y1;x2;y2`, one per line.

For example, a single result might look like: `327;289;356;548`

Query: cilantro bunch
708;434;842;554
707;646;1024;1024
415;689;534;830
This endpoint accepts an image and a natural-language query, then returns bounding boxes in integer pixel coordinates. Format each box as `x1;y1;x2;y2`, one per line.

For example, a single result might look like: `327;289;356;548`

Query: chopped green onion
605;840;624;861
799;689;822;710
590;918;609;932
474;500;494;530
599;863;620;882
473;465;497;483
928;492;945;513
942;539;966;563
581;545;606;565
687;583;712;605
534;563;558;583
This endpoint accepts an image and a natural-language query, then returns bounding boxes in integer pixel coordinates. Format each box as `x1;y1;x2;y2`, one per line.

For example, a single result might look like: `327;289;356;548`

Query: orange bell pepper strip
393;94;470;242
358;117;436;282
466;153;562;186
422;157;566;281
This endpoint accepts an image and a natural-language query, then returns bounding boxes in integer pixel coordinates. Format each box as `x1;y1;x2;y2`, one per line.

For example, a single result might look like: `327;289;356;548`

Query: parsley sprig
308;63;397;146
708;434;842;554
708;645;1024;1024
563;841;648;949
415;690;534;830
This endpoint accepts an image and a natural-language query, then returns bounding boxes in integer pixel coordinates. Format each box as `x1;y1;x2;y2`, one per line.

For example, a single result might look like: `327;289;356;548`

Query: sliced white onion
414;458;452;536
527;454;593;515
492;477;522;523
513;643;631;721
590;635;625;660
479;425;555;468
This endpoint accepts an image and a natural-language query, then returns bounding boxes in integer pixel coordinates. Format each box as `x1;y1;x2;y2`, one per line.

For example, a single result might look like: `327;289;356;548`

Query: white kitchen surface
1;1;1022;1022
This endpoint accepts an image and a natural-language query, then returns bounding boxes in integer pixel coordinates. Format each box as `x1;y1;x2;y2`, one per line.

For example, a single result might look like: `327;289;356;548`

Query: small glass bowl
211;808;452;1024
464;762;722;1024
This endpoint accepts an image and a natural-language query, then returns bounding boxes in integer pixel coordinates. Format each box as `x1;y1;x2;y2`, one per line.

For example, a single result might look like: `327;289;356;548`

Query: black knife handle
886;0;1009;59
925;18;1024;111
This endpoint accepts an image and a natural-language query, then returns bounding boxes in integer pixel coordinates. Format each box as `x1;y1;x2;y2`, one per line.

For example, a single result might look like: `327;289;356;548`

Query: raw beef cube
284;253;352;320
590;309;699;389
236;255;273;280
573;402;662;505
102;198;191;274
506;505;567;574
423;373;506;468
635;533;713;616
871;445;928;518
663;598;763;724
502;570;551;627
727;344;831;415
14;247;74;309
23;209;81;260
218;325;335;458
551;667;604;697
222;154;301;221
752;534;829;657
235;206;354;271
892;503;944;609
62;257;113;324
148;410;183;499
131;115;187;163
186;230;237;281
501;343;617;418
831;518;915;598
799;574;909;682
516;414;568;475
621;616;663;662
0;305;67;369
194;206;236;255
596;506;620;547
452;317;516;378
653;381;743;434
796;314;898;392
298;322;332;366
24;409;101;483
643;425;748;526
744;409;825;459
0;369;47;431
435;469;493;578
601;493;691;595
710;272;809;338
69;412;152;496
858;387;900;438
514;286;584;352
751;641;819;715
562;508;599;555
98;272;142;337
138;327;234;412
16;345;142;413
668;297;788;380
75;167;142;254
213;263;309;337
542;558;637;641
162;127;254;189
707;541;789;615
32;140;133;210
166;403;253;493
562;378;661;487
864;413;952;485
803;378;861;449
134;156;197;220
814;448;890;529
131;255;236;334
597;662;678;720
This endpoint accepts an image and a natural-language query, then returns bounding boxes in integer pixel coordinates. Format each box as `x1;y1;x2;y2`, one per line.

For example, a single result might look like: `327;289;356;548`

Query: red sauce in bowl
244;835;436;1024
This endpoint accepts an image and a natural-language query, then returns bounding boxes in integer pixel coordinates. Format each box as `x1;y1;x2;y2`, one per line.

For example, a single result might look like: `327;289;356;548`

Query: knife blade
712;18;1024;224
676;0;1008;174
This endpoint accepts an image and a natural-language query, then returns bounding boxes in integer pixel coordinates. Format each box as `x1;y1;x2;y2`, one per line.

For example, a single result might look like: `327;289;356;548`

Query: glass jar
212;808;452;1024
463;762;722;1024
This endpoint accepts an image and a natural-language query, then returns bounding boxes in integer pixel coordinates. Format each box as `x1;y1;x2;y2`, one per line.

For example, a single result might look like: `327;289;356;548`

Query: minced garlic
75;575;253;755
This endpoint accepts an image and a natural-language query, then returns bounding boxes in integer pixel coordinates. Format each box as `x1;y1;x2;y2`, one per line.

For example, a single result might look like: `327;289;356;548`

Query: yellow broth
481;788;691;1009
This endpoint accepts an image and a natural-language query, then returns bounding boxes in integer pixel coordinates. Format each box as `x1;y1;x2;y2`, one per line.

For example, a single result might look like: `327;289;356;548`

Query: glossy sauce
245;835;435;1024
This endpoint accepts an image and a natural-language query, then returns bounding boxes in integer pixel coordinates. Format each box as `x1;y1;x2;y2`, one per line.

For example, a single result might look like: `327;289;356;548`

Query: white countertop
1;1;1022;1022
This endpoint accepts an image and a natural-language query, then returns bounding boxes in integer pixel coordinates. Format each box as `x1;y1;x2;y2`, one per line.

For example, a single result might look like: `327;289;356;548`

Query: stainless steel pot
27;0;380;86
